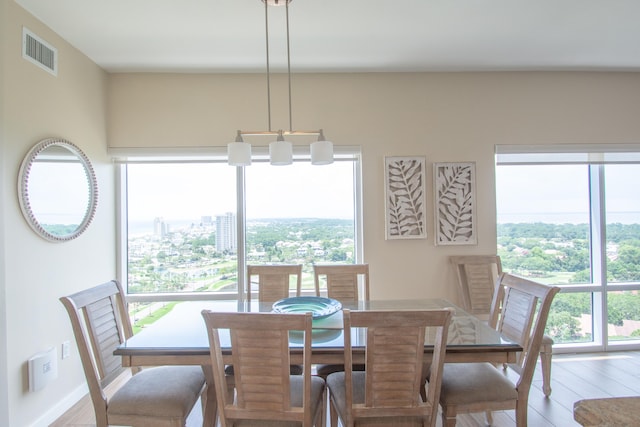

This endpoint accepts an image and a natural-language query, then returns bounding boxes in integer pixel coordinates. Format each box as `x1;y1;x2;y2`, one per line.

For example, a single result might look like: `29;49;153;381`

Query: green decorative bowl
272;296;342;319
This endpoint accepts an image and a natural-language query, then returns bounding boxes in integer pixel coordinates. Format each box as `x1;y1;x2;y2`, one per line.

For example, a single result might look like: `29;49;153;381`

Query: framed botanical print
434;162;477;245
384;156;427;240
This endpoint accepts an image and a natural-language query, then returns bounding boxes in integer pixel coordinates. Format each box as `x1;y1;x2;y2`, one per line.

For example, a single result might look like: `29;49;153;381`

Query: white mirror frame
18;138;98;242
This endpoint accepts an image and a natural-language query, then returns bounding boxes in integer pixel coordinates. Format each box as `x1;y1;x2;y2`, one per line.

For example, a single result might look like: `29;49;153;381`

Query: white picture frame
434;162;477;245
384;156;427;240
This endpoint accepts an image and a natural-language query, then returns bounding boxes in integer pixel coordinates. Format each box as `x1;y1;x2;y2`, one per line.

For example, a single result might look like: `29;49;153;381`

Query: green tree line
498;222;640;343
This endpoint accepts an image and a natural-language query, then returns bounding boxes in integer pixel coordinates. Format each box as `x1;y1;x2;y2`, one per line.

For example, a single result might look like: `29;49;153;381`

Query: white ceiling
15;0;640;73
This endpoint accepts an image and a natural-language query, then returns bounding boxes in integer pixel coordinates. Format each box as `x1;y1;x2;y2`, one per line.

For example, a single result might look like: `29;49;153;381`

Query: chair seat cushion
542;334;554;345
315;363;365;378
326;372;427;426
327;371;366;409
327;371;426;413
440;363;518;405
233;375;326;426
108;366;205;418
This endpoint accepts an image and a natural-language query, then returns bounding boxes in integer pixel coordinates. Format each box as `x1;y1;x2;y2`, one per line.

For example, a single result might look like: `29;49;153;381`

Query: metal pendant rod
286;1;293;132
264;0;272;132
264;0;293;133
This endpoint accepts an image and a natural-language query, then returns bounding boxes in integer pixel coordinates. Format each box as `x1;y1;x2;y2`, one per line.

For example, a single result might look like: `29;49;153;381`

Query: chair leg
200;386;217;427
442;406;457;427
443;416;457;427
200;366;217;427
314;396;324;427
485;410;493;425
319;388;327;427
329;399;338;427
226;375;235;402
516;398;529;427
540;343;553;397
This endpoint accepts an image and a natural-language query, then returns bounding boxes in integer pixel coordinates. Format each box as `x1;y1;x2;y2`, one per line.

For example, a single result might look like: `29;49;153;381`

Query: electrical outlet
61;341;70;360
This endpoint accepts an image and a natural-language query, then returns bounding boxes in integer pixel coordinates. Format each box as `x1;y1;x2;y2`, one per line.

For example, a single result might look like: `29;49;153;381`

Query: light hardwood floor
51;350;640;427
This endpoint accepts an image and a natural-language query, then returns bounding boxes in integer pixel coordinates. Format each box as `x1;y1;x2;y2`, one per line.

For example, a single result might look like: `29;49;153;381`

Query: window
125;163;237;296
245;161;357;292
116;148;362;303
496;145;640;351
496;164;591;284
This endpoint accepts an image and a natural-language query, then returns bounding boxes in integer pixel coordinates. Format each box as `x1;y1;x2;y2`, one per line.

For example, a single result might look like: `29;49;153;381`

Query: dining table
115;298;522;426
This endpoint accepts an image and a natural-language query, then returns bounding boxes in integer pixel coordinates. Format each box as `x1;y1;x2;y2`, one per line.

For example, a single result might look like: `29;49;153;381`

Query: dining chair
438;272;560;427
243;264;304;376
201;310;326;427
246;264;303;302
450;255;555;397
326;308;453;427
313;263;369;302
313;264;370;379
60;280;208;427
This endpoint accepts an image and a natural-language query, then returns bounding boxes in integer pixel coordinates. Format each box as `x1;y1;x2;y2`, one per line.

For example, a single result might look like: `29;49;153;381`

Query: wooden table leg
200;365;217;427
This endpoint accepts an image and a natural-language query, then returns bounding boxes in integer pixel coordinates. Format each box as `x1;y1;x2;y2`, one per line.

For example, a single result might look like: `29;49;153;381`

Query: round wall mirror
18;138;98;242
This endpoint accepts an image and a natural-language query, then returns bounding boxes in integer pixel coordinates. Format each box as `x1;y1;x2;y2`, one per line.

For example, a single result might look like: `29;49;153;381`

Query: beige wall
2;1;114;426
3;1;640;425
1;0;9;424
108;71;640;302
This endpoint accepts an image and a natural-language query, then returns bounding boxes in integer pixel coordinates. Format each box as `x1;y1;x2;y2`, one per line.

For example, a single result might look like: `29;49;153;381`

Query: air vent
22;27;58;76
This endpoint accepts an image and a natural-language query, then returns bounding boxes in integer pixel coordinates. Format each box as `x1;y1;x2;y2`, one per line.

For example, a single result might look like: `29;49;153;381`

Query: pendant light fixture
228;131;252;166
310;129;333;165
227;0;333;166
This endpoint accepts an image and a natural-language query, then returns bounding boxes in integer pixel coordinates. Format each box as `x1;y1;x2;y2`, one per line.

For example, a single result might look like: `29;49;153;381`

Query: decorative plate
288;328;342;344
272;296;342;319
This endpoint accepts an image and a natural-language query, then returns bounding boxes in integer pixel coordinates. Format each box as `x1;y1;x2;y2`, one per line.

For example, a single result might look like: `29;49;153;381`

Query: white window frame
496;144;640;353
113;146;364;303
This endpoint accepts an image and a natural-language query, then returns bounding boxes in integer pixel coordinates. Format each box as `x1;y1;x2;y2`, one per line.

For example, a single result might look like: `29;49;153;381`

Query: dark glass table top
115;298;520;358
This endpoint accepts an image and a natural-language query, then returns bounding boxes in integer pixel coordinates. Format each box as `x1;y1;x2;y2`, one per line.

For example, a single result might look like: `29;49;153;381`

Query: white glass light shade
269;139;293;165
228;141;252;166
310;139;334;165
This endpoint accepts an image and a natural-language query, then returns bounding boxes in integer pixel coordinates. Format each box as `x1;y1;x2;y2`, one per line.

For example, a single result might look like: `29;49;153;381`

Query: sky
496;164;640;224
126;161;355;222
30;159;640;226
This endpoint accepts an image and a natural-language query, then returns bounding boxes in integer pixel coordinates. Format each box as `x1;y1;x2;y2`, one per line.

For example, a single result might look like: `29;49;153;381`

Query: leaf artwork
425;316;477;344
385;158;425;239
435;163;476;245
447;317;478;344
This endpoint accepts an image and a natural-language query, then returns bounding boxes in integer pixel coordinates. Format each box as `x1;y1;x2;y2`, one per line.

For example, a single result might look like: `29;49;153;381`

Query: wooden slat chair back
326;309;453;427
313;264;369;302
495;283;538;367
201;311;326;427
243;265;305;378
60;280;206;427
313;264;370;379
246;264;302;302
450;255;502;318
450;255;555;396
62;281;131;395
438;273;560;427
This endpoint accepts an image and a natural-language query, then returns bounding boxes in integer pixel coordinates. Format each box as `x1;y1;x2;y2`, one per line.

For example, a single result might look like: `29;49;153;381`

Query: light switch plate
62;341;70;359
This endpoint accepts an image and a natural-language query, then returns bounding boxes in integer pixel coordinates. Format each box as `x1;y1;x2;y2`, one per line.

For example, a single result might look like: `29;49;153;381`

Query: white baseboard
29;383;88;427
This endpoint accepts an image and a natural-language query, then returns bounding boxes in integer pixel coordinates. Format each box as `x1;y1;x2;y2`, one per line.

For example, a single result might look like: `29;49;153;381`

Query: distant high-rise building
153;217;168;238
216;212;237;253
201;215;213;225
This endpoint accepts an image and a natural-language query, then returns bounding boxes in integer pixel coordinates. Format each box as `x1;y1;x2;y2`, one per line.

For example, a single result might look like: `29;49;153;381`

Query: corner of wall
1;0;12;423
